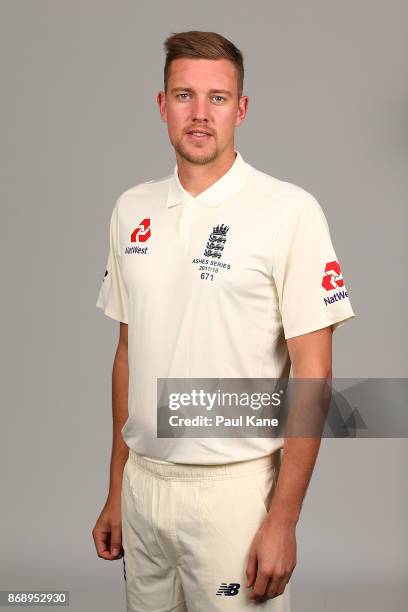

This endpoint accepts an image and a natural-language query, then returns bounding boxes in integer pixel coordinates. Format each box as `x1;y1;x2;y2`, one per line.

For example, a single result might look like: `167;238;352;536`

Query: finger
266;567;295;599
265;575;284;599
110;524;123;558
274;566;295;597
93;528;115;560
249;570;270;601
245;551;257;588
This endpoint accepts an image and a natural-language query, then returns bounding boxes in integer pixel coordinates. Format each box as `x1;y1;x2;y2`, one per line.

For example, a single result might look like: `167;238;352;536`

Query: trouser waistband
128;448;281;481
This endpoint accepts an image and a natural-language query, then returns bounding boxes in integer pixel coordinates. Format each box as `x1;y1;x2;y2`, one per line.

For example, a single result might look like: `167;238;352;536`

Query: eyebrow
170;87;232;96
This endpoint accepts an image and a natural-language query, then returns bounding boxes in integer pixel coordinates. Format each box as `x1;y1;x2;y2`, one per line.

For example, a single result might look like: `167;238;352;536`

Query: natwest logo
131;218;151;242
322;260;344;291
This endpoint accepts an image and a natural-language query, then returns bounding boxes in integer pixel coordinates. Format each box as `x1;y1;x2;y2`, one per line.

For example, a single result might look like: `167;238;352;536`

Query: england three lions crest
203;224;229;259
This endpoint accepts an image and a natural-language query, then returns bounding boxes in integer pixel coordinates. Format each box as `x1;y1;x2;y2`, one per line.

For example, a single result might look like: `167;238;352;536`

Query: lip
186;130;213;142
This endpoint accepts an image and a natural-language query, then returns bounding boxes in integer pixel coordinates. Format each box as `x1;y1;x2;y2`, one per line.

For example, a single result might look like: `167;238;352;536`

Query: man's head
157;31;248;165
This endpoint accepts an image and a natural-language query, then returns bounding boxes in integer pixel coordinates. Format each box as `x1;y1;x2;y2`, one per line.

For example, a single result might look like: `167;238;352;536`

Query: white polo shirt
96;151;355;464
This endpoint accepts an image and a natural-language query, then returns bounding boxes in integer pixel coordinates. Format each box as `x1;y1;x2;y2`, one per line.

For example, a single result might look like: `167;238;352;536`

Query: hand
92;498;123;560
245;511;297;602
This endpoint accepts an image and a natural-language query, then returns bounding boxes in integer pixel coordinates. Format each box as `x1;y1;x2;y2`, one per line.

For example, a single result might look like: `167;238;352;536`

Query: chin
176;141;218;165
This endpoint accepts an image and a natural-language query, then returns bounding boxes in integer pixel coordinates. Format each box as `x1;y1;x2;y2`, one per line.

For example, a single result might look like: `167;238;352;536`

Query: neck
176;148;237;197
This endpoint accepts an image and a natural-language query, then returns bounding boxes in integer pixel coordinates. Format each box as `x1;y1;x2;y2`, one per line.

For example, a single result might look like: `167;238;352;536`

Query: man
92;30;355;611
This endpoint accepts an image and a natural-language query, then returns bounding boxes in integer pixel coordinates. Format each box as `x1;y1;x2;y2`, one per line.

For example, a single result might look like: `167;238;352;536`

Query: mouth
186;130;213;142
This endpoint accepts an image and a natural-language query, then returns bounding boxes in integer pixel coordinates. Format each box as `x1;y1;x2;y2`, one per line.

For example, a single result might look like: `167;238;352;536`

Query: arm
92;322;129;561
268;324;333;524
108;321;130;500
246;325;333;601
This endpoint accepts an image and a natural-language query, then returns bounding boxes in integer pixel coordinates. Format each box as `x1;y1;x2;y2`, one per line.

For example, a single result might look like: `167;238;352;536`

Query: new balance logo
216;582;240;596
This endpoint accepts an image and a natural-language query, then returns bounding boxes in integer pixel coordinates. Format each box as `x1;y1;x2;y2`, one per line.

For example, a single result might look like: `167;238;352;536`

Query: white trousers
121;449;292;612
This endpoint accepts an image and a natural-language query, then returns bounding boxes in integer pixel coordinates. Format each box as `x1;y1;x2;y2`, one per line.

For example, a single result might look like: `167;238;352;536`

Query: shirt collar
166;150;251;208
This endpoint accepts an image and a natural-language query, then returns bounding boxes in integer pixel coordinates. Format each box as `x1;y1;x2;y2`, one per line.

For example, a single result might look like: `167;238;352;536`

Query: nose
191;96;209;123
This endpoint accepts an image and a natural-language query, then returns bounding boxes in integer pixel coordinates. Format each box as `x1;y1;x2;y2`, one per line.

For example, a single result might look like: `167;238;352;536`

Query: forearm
267;437;321;525
267;330;333;525
108;344;129;501
268;379;328;524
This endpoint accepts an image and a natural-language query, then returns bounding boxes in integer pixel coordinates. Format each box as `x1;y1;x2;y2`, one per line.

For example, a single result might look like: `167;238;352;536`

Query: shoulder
248;165;324;218
115;173;173;212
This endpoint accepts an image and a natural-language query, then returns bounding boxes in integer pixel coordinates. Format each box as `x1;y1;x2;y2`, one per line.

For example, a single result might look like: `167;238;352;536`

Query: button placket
177;196;196;252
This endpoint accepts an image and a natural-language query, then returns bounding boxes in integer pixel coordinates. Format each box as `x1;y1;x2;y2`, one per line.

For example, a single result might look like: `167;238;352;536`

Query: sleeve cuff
284;312;355;340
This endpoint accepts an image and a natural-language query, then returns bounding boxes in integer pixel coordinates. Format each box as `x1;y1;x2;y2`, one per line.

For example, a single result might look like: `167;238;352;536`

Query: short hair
163;30;244;98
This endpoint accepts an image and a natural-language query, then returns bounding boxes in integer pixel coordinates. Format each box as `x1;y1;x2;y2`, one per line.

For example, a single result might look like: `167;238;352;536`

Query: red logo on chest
131;218;151;242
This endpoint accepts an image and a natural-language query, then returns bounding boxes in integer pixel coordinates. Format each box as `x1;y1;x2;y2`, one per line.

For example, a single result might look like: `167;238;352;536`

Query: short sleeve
96;199;129;323
272;193;355;339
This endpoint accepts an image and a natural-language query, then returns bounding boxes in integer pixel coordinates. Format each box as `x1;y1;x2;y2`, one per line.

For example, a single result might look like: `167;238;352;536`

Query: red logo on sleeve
131;218;151;242
322;261;344;291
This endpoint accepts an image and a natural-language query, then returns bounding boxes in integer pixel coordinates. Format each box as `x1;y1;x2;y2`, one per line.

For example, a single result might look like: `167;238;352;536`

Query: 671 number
200;272;214;281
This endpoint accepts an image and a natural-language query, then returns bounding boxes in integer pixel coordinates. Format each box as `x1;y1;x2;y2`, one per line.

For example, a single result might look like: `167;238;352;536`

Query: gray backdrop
1;1;407;611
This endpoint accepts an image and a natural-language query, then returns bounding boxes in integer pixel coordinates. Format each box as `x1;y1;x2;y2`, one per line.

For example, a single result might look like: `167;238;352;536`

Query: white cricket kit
96;151;355;464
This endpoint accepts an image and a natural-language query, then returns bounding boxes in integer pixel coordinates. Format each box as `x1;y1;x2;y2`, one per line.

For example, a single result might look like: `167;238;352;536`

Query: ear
157;90;167;123
235;95;248;127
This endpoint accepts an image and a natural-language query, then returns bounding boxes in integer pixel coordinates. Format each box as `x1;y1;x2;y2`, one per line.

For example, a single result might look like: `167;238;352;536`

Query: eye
177;93;191;101
212;95;226;103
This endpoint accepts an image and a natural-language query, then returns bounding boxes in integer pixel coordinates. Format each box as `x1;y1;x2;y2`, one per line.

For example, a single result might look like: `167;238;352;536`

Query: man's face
157;57;248;165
